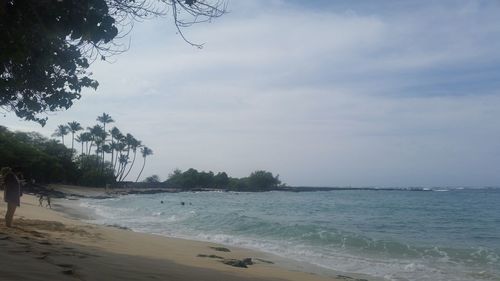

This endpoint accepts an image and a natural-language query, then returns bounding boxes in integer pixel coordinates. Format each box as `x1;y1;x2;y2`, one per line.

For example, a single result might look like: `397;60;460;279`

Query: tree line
145;168;284;191
2;113;284;190
52;113;153;184
0;113;153;187
1;125;81;184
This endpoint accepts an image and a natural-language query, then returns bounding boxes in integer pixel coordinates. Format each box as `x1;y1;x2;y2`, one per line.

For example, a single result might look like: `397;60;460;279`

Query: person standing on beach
1;168;22;227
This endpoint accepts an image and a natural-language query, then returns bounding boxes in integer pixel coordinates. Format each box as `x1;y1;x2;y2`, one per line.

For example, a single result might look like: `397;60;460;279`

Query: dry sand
0;191;374;281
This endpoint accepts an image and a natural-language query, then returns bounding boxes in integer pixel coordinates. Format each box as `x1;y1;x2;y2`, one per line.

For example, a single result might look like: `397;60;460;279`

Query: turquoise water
81;189;500;281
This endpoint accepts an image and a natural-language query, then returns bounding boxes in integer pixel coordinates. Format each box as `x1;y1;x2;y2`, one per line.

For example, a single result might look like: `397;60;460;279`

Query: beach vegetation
164;168;282;191
52;125;70;146
71;114;152;183
0;111;153;186
135;146;154;182
75;155;116;187
67;121;83;152
144;175;161;183
0;126;78;184
247;170;281;189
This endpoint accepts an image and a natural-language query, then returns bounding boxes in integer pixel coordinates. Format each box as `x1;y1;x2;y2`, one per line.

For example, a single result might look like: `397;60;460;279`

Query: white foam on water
77;192;500;281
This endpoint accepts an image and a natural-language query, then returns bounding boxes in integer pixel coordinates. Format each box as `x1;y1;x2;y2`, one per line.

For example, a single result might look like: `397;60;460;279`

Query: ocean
79;188;500;281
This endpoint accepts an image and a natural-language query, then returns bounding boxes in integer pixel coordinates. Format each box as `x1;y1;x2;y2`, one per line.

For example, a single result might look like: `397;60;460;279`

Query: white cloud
3;1;500;186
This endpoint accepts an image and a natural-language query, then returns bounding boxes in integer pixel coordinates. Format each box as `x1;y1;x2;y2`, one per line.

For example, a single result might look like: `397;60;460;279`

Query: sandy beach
0;189;373;281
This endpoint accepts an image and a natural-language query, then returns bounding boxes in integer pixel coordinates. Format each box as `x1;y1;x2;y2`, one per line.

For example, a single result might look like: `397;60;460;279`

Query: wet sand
0;190;375;281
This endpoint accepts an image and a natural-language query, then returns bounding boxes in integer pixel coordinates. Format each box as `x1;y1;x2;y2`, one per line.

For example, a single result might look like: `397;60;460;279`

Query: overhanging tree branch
0;0;227;125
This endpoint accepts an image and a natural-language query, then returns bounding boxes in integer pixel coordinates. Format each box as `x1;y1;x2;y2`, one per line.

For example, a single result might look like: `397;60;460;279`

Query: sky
2;0;500;187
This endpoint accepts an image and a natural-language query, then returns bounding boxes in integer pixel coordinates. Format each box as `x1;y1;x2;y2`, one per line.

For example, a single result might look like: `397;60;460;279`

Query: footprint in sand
8;249;32;254
29;231;44;238
35;254;48;260
61;269;75;275
57;264;76;275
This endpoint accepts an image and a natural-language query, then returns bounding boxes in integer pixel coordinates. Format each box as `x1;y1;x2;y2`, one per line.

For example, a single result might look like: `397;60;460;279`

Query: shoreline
45;183;483;199
55;196;378;281
0;188;380;281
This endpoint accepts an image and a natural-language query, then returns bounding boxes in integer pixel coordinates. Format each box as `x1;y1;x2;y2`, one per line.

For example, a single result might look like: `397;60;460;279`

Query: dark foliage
75;154;115;186
0;1;107;125
0;0;226;125
164;168;282;191
0;125;115;186
0;126;77;183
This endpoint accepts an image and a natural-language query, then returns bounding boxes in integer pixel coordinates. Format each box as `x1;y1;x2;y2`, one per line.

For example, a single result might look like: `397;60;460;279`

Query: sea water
80;188;500;281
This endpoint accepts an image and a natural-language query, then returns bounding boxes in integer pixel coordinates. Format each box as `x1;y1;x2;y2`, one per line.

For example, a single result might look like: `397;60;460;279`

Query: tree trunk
122;150;137;181
102;123;106;167
110;137;114;171
135;157;146;183
118;147;131;181
88;140;93;155
113;152;120;176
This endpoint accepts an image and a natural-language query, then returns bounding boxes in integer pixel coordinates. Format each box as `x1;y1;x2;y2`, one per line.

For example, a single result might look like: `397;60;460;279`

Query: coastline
0;188;379;281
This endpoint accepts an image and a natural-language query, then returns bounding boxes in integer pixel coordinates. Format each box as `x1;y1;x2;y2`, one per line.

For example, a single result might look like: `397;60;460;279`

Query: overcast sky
3;0;500;187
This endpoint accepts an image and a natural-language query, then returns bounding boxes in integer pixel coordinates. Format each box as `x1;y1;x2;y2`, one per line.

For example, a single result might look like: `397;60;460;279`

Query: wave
79;191;500;281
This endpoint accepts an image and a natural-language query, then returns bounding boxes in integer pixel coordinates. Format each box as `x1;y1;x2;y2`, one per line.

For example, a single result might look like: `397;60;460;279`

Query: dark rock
105;224;131;230
210;246;231;252
61;269;74;275
197;254;224;259
255;258;274;264
221;259;248;268
242;258;253;265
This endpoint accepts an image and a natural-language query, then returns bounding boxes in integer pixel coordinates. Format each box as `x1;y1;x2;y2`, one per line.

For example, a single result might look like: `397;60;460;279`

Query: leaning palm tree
117;154;129;181
67;121;83;151
114;140;126;176
117;133;135;180
52;124;69;145
135;146;153;182
122;137;142;181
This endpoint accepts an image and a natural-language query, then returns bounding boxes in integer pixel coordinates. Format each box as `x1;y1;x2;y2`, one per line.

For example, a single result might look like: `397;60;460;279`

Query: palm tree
96;113;114;138
52;124;69;145
87;125;105;155
96;113;113;165
109;127;121;168
117;154;129;181
117;133;135;181
67;121;83;151
122;137;142;181
135;146;153;182
114;139;126;175
79;132;92;155
75;133;84;155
